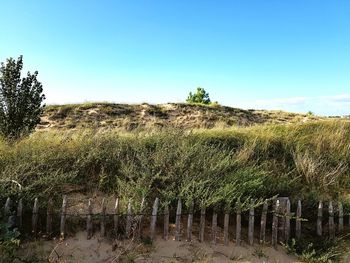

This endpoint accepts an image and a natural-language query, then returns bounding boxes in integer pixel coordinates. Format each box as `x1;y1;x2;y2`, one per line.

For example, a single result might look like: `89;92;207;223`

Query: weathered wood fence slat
32;198;39;235
186;201;194;242
125;200;132;238
4;197;11;216
114;198;119;236
3;196;348;246
248;206;254;245
329;201;335;239
86;199;93;239
223;212;229;246
285;199;291;243
150;198;159;241
199;207;206;243
211;211;217;245
338;202;343;233
46;198;53;235
17;199;23;229
163;205;169;240
317;201;323;236
138;197;145;238
100;198;106;237
175;199;182;241
260;202;268;244
296;200;302;239
60;195;67;239
235;206;241;246
272;200;279;247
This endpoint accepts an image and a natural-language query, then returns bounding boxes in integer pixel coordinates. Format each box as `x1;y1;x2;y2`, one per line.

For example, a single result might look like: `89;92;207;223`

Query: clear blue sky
1;0;349;116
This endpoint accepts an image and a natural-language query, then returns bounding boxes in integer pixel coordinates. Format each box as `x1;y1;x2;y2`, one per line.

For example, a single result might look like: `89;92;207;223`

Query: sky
0;0;349;116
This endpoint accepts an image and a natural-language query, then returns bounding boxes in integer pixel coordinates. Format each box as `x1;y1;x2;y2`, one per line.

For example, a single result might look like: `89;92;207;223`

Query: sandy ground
21;231;303;263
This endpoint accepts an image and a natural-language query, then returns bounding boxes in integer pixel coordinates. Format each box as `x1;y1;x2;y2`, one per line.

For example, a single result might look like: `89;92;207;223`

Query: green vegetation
0;110;349;261
284;236;350;263
0;219;21;262
186;87;211;105
0;56;45;139
1;120;349;206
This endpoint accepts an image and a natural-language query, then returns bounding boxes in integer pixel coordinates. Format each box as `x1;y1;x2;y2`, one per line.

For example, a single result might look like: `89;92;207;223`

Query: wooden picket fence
3;196;348;247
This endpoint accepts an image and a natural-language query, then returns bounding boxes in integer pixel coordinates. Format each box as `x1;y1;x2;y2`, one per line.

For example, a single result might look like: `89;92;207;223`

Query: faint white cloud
326;94;350;103
242;94;350;116
255;97;307;107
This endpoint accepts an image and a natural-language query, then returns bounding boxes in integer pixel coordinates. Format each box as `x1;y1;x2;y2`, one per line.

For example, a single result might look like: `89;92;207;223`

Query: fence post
114;198;119;238
87;198;93;239
4;197;11;215
199;206;206;242
285;199;291;243
224;212;230;246
296;200;302;239
32;198;39;235
5;198;16;230
175;198;182;241
236;205;241;246
46;198;53;235
126;200;132;238
17;199;23;229
338;202;343;233
260;201;268;244
248;205;255;246
60;195;67;239
186;201;194;242
163;204;169;240
317;201;323;236
150;197;159;241
272;199;279;247
138;197;145;238
100;198;106;237
211;211;217;245
4;198;11;226
329;201;335;239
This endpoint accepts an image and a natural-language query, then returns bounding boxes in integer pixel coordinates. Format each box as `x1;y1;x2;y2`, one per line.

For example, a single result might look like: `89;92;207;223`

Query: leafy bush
0;56;45;139
284;236;349;263
186;87;211;105
0;214;21;262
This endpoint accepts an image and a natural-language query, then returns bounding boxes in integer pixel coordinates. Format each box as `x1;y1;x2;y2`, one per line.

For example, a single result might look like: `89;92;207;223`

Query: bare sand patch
22;231;303;263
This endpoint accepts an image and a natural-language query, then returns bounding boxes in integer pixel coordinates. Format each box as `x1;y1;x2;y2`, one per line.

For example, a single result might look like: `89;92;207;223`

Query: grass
39;102;327;130
1;120;349;206
0;118;350;262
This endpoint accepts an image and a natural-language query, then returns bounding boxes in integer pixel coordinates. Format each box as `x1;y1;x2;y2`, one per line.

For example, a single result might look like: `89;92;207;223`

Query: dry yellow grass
39;102;328;131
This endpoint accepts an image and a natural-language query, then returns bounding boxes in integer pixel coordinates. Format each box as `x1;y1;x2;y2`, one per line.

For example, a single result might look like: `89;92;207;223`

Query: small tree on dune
186;87;211;105
0;55;45;139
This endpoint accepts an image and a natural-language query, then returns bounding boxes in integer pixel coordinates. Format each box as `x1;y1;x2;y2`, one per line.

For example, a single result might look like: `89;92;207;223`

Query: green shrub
186;87;211;105
0;56;45;139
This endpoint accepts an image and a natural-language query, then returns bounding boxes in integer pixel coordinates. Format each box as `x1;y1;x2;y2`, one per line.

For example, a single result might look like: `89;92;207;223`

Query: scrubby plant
284;236;349;263
0;213;21;262
186;87;211;105
0;55;45;139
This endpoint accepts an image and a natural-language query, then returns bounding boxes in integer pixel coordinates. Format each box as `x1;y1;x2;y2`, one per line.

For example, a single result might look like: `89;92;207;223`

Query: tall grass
0;120;349;261
0;120;349;209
